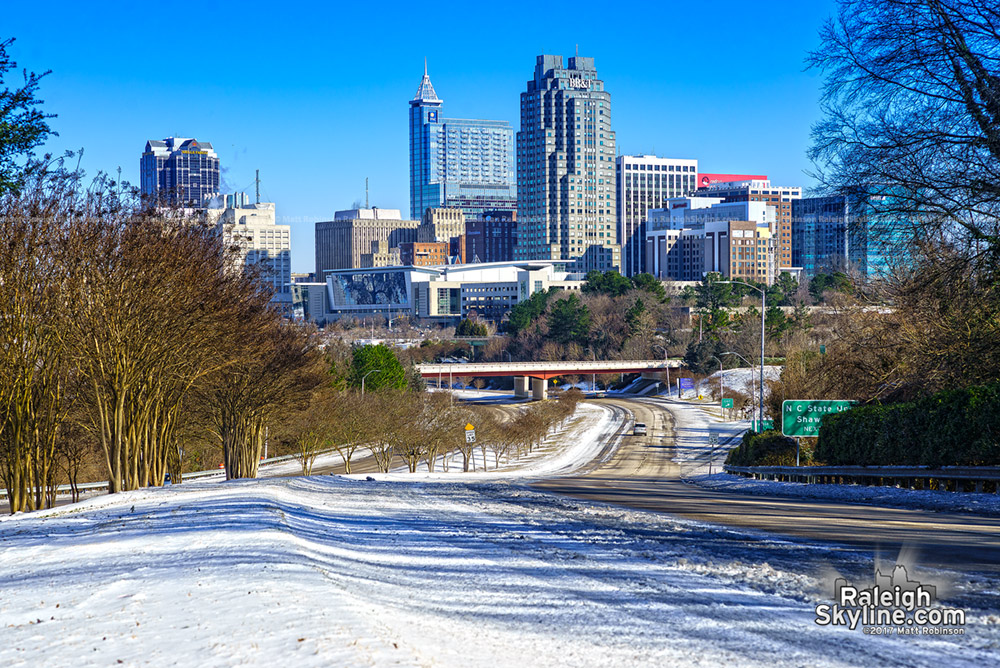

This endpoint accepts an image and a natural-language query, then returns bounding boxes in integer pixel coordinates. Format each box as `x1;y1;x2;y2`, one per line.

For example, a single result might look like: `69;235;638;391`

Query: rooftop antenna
424;57;427;77
576;44;579;58
255;169;260;204
365;177;369;209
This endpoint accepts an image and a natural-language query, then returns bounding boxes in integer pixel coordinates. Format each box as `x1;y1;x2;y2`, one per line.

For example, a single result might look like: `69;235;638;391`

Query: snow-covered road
1;402;998;666
3;476;999;667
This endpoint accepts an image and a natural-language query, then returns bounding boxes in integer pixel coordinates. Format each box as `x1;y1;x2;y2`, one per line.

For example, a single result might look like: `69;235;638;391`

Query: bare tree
809;0;1000;256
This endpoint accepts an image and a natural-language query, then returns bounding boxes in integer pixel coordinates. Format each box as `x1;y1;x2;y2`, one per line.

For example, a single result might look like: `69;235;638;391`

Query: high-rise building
418;208;467;262
314;208;419;277
646;197;779;284
208;201;292;309
790;193;909;279
616;155;698;276
408;65;516;220
141;137;220;206
694;180;801;271
465;210;517;263
516;55;620;273
647;220;777;285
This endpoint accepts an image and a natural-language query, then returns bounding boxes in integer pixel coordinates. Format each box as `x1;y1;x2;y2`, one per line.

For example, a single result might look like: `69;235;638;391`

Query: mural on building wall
332;271;409;307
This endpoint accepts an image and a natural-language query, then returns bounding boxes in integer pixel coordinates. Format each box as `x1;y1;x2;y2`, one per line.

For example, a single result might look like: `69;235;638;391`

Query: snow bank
691;472;1000;518
2;476;997;667
699;365;782;398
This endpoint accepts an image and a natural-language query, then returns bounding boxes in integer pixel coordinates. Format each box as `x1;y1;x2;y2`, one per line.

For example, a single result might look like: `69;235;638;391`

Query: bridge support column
531;377;548;401
514;376;530;398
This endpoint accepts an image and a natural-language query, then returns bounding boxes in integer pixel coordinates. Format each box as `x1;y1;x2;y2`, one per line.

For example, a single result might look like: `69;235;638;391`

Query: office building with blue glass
792;193;906;278
408;65;516;221
141;137;220;206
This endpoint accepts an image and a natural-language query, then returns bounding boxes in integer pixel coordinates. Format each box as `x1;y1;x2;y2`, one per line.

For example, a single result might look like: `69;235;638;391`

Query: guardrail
723;464;1000;493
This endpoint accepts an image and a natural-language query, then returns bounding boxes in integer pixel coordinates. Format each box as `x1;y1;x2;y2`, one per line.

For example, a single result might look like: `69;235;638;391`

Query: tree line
0;171;318;512
290;380;584;475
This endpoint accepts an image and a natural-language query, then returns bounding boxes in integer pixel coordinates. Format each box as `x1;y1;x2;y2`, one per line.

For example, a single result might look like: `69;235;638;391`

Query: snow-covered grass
383;402;623;479
3;475;998;667
690;472;1000;518
699;366;782;399
3;401;999;666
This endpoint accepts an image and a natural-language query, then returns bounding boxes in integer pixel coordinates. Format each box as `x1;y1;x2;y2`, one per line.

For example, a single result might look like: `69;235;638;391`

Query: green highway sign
782;400;855;437
721;398;734;408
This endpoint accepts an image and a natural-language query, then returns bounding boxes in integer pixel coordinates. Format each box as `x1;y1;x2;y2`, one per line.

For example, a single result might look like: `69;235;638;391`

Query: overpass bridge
416;359;682;400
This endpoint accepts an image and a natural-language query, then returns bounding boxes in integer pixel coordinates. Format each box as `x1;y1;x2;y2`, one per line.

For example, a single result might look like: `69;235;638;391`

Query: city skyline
7;0;837;273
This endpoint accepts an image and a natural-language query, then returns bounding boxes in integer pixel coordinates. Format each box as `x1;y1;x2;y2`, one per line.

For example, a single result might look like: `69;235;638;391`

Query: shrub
726;430;799;466
816;381;1000;466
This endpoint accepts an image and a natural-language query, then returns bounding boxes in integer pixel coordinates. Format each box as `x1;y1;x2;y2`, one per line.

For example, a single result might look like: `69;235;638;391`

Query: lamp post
361;368;382;396
709;355;724;410
722;351;756;428
718;280;766;430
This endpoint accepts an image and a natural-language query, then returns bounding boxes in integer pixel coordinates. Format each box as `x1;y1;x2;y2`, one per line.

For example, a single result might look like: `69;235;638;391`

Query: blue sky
7;0;837;273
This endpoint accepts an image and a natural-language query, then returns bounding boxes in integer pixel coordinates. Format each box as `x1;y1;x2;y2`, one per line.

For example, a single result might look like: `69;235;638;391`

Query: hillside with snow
1;403;998;667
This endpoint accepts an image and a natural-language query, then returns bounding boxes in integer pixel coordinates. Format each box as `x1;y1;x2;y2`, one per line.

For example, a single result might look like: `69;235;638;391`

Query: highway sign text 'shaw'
782;400;855;437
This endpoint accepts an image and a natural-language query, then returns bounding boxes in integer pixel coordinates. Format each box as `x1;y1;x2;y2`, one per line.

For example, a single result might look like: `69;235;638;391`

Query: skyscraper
616;155;698;276
408;64;516;221
515;55;619;273
140;137;220;206
207;201;292;309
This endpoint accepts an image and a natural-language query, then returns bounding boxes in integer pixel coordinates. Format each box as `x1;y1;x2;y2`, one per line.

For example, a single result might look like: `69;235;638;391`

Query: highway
531;396;1000;573
11;392;1000;574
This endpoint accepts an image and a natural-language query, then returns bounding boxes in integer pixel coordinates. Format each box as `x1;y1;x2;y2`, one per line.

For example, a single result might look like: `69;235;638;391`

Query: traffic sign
465;423;476;444
782;400;855;437
721;398;734;408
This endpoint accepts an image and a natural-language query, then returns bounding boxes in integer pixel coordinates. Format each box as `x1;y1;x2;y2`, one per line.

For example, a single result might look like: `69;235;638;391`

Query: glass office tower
515;55;619;273
140;137;220;206
408;65;515;221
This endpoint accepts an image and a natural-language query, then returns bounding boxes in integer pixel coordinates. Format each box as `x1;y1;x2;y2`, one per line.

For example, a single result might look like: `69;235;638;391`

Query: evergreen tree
547;294;591;345
349;344;407;392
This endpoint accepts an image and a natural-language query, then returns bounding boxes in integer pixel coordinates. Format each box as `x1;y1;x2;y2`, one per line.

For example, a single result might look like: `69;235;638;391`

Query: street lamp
361;368;382;396
709;354;725;408
718;280;766;430
722;351;757;427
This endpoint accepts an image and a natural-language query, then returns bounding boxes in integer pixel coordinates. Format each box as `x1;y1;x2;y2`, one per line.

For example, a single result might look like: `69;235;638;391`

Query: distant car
633;423;647;436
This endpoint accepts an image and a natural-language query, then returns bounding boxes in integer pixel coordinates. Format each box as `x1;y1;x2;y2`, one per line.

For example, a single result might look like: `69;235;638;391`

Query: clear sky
6;0;837;273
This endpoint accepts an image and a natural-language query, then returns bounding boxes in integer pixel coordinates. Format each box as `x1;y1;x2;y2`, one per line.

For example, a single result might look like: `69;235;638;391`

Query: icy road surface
1;404;998;667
